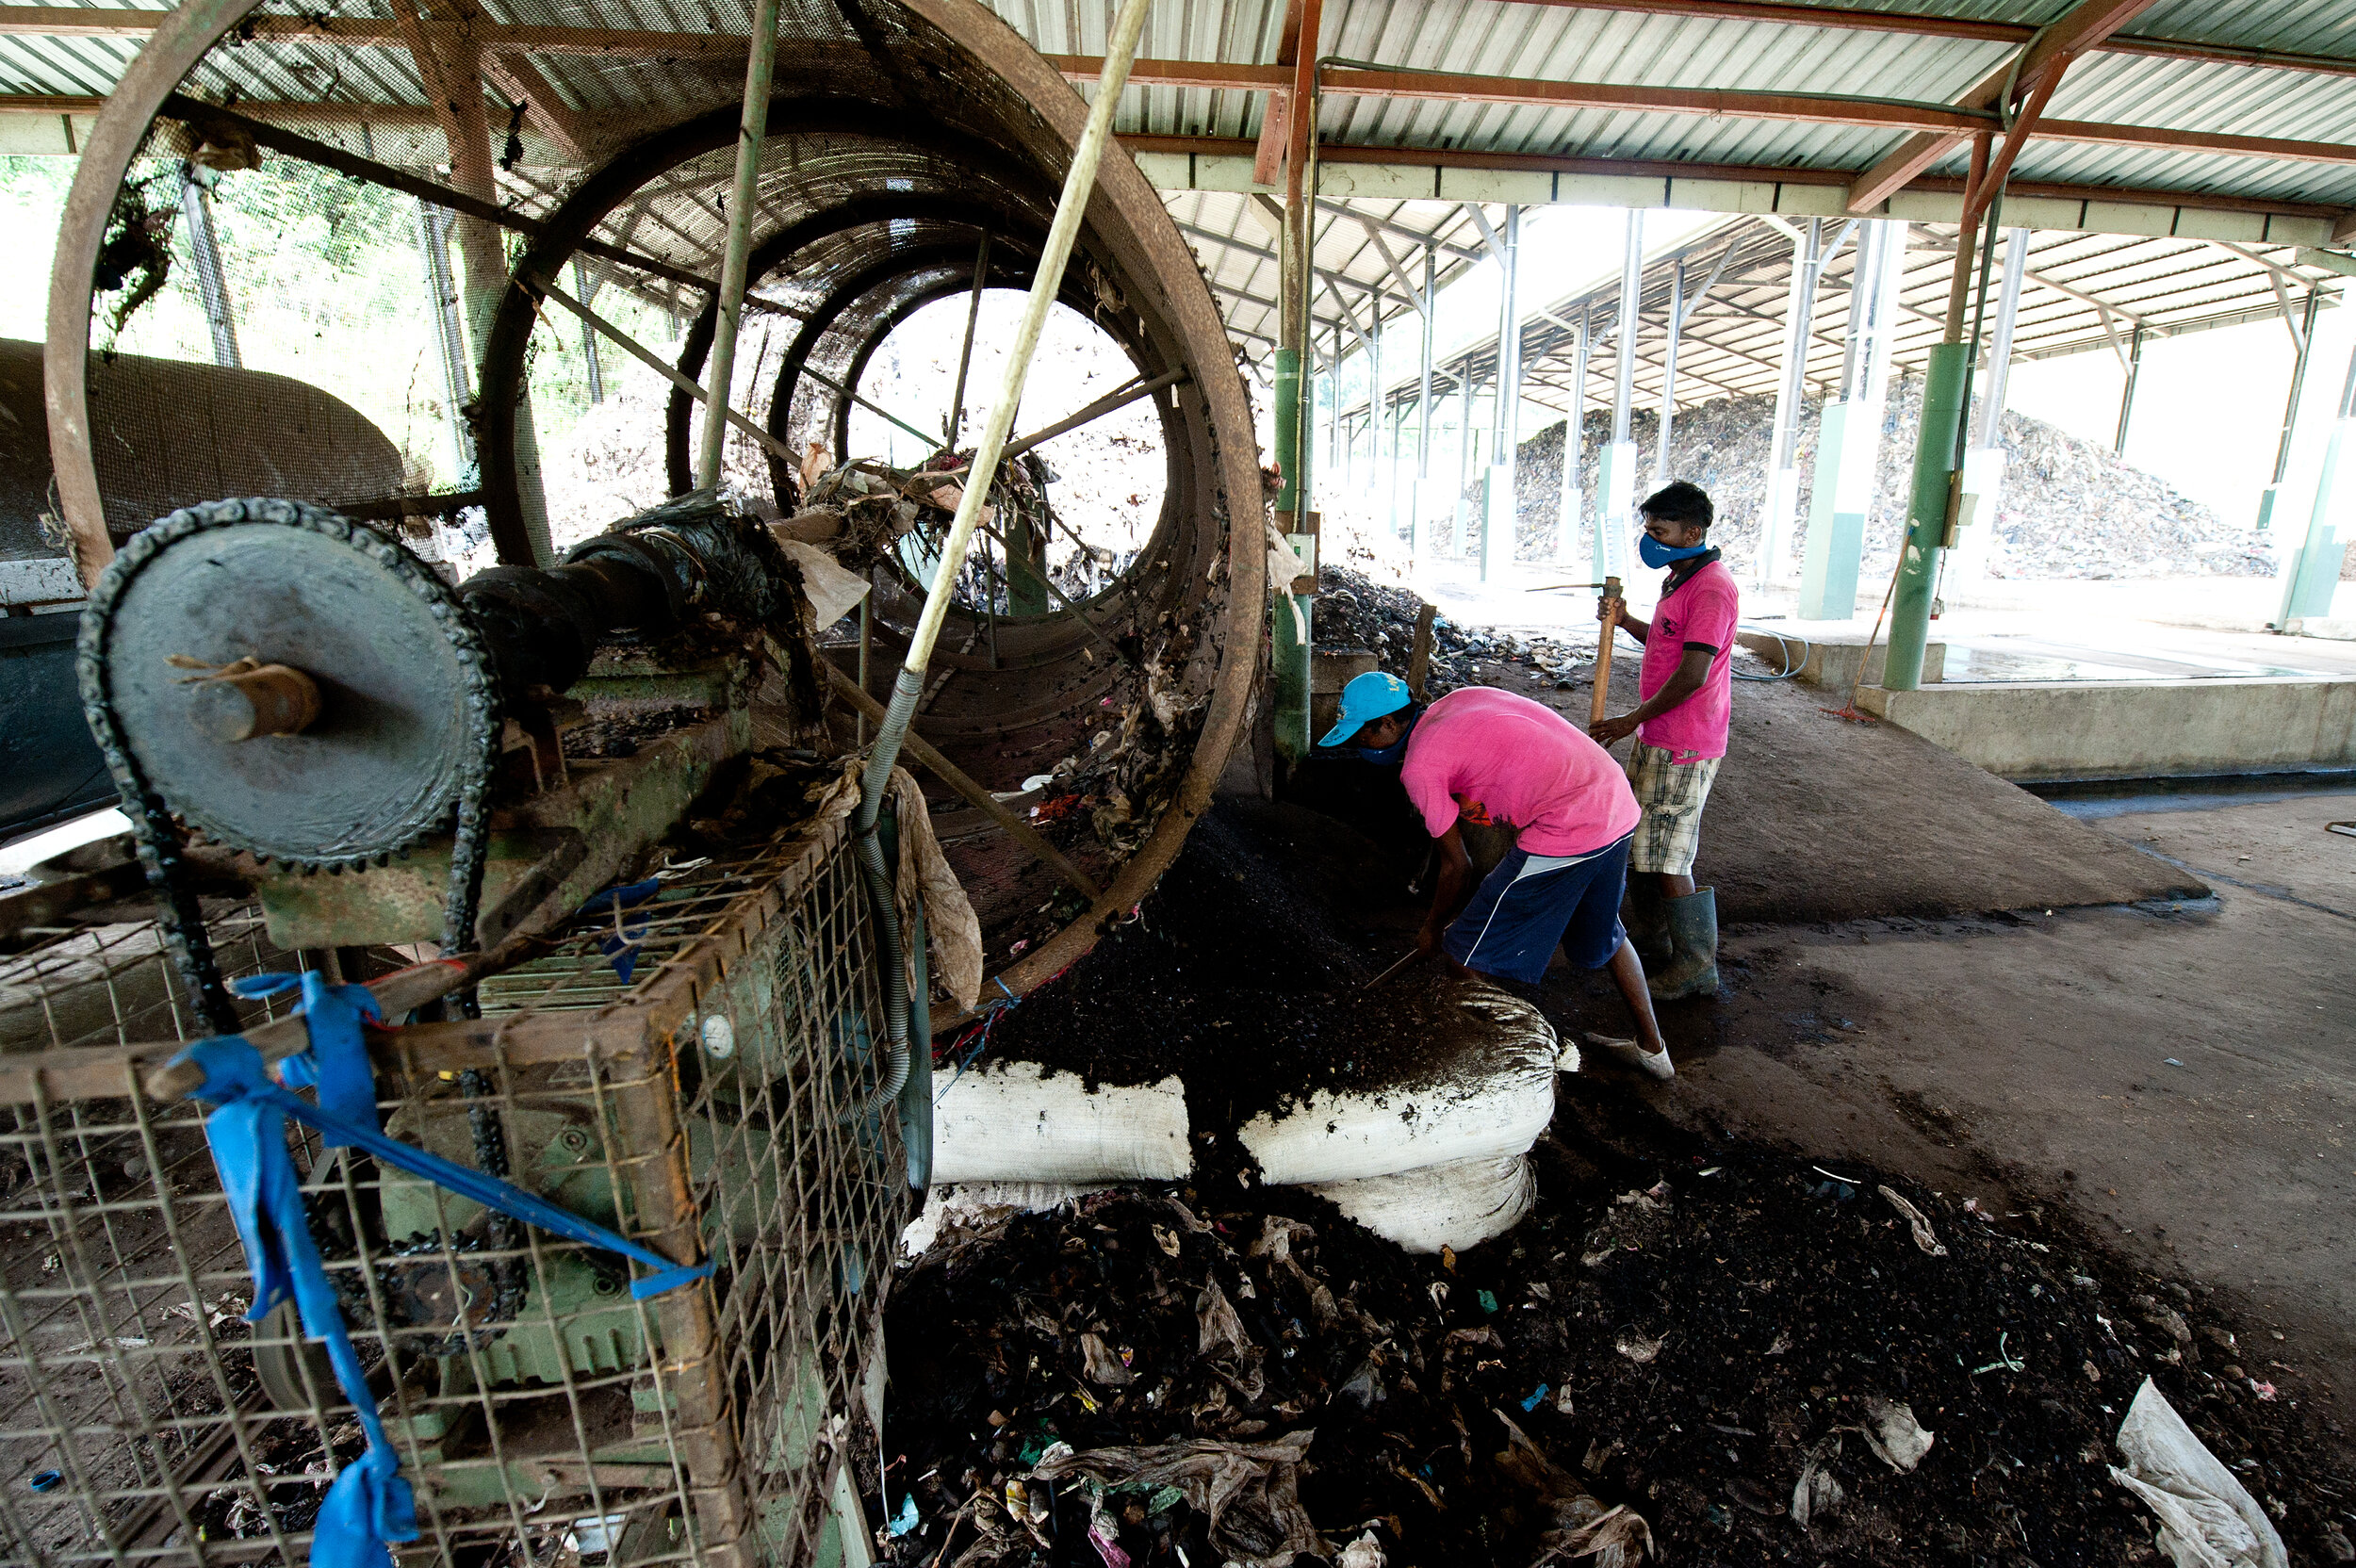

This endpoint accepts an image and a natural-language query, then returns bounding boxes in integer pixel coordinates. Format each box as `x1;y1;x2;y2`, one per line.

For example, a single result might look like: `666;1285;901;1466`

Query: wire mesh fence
0;810;906;1566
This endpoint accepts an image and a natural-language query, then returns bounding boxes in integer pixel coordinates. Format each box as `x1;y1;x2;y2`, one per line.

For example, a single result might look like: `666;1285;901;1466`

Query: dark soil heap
969;801;1506;1128
896;802;2351;1566
883;1091;2352;1567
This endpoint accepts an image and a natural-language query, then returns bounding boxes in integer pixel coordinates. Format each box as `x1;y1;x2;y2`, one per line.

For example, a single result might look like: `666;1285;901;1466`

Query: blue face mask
1350;710;1418;765
1638;533;1711;570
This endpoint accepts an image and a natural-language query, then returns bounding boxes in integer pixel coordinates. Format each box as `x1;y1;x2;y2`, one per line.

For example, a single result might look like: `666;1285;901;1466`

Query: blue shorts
1444;834;1633;985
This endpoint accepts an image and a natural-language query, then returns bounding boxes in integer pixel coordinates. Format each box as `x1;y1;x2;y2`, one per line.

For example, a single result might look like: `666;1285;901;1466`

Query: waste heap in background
1503;381;2273;580
1314;565;1593;700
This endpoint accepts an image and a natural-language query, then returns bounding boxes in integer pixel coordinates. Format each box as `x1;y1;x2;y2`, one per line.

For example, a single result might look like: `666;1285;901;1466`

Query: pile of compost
883;1098;2351;1567
897;800;2350;1566
962;800;1493;1127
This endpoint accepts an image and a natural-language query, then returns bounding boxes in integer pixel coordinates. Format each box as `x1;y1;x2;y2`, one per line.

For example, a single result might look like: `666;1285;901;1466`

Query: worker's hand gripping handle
1589;575;1622;729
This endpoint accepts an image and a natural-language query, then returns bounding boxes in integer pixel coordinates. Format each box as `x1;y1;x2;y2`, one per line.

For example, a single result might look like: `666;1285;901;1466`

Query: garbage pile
1315;565;1592;699
885;1186;1650;1568
890;802;2352;1565
884;1131;2350;1567
1501;382;2270;580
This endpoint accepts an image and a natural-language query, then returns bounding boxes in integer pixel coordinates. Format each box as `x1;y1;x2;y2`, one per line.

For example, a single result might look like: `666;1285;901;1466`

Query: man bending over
1322;671;1674;1079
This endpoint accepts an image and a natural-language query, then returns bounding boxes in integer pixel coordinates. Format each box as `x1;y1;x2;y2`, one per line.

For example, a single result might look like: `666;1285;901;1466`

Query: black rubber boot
1647;887;1719;1002
1623;877;1672;964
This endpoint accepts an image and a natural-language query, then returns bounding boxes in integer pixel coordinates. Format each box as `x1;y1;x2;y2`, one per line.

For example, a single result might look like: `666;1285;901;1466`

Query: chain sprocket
78;499;502;988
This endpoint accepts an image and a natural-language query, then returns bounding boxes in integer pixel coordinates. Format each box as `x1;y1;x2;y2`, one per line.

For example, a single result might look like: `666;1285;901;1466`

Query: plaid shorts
1626;741;1720;876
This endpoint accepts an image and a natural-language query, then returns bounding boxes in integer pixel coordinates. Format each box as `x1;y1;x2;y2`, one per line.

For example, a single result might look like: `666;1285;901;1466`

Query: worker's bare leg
1606;938;1667;1054
1659;871;1695;900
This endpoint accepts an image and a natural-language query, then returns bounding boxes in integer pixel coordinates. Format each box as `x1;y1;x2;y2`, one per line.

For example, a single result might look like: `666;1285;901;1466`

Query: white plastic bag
1307;1152;1536;1255
900;1181;1105;1258
1239;987;1558;1185
930;1061;1192;1184
2110;1378;2288;1568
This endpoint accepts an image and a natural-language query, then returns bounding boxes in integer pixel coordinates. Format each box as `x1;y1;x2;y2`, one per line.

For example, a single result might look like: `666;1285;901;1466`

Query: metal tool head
84;500;495;869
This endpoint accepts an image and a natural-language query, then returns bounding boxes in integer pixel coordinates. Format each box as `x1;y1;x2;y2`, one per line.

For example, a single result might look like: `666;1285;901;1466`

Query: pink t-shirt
1401;686;1642;857
1637;559;1740;760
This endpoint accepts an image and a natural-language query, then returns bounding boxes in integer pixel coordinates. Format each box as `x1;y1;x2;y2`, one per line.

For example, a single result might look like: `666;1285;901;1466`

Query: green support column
1885;341;1970;690
2278;346;2356;625
1271;345;1312;760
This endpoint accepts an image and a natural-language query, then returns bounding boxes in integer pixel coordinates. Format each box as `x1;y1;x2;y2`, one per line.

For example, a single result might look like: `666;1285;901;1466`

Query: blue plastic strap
191;1037;417;1568
231;972;381;1132
179;973;719;1568
174;1011;714;1302
578;877;662;984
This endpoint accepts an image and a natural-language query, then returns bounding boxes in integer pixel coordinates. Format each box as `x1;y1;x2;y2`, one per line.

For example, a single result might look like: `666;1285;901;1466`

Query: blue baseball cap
1319;670;1413;747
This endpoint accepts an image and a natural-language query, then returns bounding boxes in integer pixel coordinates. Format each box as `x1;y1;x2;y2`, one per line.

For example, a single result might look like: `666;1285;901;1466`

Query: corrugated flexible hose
848;667;927;1119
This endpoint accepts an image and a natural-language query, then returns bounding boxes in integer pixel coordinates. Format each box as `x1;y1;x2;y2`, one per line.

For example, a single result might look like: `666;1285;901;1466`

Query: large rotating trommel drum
45;0;1265;1004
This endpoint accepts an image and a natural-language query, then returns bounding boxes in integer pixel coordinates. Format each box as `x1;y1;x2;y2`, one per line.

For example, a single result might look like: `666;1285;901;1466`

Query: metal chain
77;498;502;1036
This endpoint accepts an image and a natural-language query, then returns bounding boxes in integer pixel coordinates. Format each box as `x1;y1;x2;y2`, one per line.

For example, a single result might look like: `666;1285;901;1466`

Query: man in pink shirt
1592;482;1739;1002
1322;673;1674;1079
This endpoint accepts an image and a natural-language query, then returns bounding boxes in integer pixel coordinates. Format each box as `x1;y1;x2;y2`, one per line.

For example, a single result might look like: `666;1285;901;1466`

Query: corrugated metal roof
6;0;2353;393
1017;0;2356;209
1324;213;2345;433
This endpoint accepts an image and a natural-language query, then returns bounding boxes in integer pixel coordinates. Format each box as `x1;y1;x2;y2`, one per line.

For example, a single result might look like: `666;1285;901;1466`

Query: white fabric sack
930;1061;1192;1184
900;1181;1106;1258
2109;1379;2288;1568
1308;1152;1535;1255
1238;987;1559;1185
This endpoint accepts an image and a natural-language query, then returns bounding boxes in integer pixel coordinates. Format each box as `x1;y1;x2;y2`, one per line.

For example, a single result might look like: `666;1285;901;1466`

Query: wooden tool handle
1589;575;1622;728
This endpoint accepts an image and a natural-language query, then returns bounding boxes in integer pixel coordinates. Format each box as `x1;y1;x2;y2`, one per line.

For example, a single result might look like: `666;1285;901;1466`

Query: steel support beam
2278;343;2356;624
177;164;240;369
695;0;780;489
10;6;2356;85
1949;227;2026;583
1559;311;1589;564
2113;324;2146;453
1595;210;1643;579
1269;0;1322;766
1798;219;1903;620
2258;286;2325;534
1413;245;1436;556
1455;354;1477;555
417;203;475;480
1484;204;1523;582
390;1;553;564
1757;218;1821;585
1843;0;2164;215
1654;258;1683;484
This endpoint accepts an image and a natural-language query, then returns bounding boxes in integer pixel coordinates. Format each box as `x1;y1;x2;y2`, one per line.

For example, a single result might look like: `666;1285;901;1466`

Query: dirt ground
1546;787;2356;1415
1454;643;2356;1432
897;630;2356;1561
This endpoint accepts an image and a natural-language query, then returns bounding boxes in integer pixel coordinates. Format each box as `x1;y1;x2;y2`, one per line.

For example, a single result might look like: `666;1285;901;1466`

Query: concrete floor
1546;787;2356;1434
1404;558;2356;680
